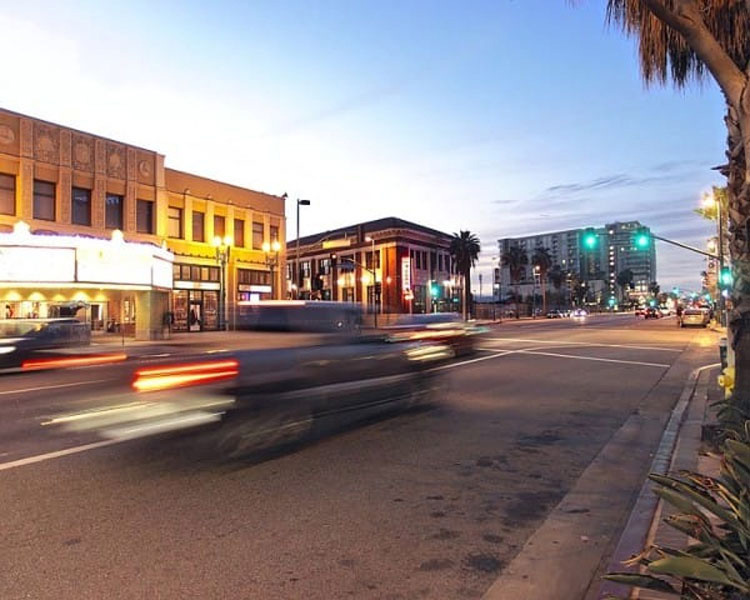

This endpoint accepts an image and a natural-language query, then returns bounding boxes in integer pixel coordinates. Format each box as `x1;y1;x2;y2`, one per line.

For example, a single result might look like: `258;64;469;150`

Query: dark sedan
0;318;91;369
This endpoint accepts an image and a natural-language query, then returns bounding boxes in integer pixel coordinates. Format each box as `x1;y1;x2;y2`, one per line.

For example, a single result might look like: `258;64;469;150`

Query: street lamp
263;240;281;300
212;234;232;331
702;191;726;325
296;199;311;298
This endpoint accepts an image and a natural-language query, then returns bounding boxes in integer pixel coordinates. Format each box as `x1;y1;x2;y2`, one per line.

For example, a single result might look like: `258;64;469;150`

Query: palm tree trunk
463;269;470;320
515;283;520;319
726;106;750;412
541;276;547;315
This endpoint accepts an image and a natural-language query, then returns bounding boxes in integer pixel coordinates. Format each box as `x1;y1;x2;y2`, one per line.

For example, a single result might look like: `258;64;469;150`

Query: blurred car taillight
132;359;239;393
22;352;128;371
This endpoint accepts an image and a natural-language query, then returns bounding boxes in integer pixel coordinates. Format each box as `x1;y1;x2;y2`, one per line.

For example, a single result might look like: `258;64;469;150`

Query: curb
594;361;720;599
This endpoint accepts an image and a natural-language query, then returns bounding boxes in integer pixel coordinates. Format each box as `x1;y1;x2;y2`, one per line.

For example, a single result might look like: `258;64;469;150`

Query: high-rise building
496;221;656;305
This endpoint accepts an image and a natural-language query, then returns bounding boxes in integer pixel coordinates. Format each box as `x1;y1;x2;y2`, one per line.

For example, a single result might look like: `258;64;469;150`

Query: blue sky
1;0;725;292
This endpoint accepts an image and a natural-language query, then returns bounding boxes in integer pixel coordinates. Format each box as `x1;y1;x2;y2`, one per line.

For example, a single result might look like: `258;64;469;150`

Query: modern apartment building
0;108;285;338
497;221;656;305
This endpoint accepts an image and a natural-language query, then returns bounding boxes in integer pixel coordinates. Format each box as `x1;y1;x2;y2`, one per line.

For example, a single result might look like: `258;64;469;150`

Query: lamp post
703;192;726;325
296;199;311;298
263;240;281;300
212;235;232;331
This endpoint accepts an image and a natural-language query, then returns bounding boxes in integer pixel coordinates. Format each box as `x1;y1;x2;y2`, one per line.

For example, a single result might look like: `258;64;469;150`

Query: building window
270;225;279;243
238;269;271;286
168;207;183;238
302;261;311;278
252;221;264;249
33;180;55;221
136;199;154;234
214;215;225;239
438;254;443;271
365;249;380;270
71;187;91;226
105;193;123;229
234;218;245;247
0;173;15;216
192;211;205;242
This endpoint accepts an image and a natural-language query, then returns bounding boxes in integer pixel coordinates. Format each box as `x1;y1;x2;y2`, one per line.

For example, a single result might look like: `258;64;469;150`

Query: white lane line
0;439;123;472
513;349;670;369
429;350;515;371
483;337;681;352
0;379;112;397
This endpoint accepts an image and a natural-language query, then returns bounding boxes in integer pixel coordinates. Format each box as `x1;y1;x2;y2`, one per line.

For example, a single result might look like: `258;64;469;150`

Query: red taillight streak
22;353;128;371
132;359;239;392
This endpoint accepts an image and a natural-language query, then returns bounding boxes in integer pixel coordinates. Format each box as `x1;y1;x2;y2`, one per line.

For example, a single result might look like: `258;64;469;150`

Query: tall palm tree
547;264;566;308
649;281;660;298
605;2;750;406
531;247;552;314
616;269;634;304
501;246;528;319
449;231;481;320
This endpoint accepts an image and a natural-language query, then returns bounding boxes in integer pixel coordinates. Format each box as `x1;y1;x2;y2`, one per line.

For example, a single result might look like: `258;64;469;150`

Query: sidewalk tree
501;246;528;318
449;230;481;320
649;281;660;298
548;264;566;307
604;1;750;410
531;247;553;314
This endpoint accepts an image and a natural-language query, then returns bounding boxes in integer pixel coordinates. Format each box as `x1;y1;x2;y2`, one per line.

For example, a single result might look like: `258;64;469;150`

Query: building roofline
290;216;453;247
164;167;285;202
497;220;645;242
0;106;158;154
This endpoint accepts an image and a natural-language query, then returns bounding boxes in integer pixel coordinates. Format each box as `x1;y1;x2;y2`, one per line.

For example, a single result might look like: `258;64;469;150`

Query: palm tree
449;231;481;320
649;281;660;298
547;264;566;308
616;269;634;304
531;247;552;315
605;2;750;406
501;246;528;318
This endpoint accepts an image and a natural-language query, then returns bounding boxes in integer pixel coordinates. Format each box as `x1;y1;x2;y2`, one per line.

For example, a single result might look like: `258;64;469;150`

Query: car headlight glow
0;345;17;355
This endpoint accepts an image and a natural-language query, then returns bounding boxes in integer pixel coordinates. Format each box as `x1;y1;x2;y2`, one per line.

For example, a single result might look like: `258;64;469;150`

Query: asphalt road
0;315;717;599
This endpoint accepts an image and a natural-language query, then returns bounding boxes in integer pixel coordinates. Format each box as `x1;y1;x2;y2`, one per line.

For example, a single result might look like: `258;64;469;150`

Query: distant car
659;307;672;317
571;309;587;319
546;310;564;319
644;307;661;319
681;308;709;328
386;313;483;357
635;307;646;317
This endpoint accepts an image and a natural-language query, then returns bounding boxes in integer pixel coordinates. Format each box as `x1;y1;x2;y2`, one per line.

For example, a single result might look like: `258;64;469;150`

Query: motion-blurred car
635;307;646;317
644;307;661;319
680;308;709;328
659;307;672;317
571;308;587;319
50;336;451;458
385;313;483;356
0;318;91;369
546;310;564;319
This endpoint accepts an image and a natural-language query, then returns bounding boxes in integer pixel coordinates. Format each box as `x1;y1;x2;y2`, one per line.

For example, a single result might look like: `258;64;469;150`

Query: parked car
546;310;564;319
659;307;672;317
644;307;661;319
680;308;709;328
635;306;646;317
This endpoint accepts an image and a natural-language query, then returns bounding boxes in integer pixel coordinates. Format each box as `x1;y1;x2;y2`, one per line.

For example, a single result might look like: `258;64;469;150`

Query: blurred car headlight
0;345;17;355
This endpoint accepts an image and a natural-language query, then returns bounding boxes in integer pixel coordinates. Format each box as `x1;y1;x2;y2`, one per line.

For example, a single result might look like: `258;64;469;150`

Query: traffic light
608;296;616;307
429;281;439;297
720;266;733;289
633;228;650;250
582;228;597;250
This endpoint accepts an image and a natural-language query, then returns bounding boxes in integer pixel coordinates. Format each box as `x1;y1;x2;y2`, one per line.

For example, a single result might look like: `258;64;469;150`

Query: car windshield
0;321;43;337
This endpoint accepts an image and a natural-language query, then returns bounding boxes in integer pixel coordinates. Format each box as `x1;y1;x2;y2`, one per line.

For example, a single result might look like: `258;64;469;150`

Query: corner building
0;108;285;338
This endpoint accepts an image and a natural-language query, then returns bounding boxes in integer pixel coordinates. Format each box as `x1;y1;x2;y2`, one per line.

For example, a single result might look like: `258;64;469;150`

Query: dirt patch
463;553;503;573
419;558;454;571
503;490;563;525
430;528;460;540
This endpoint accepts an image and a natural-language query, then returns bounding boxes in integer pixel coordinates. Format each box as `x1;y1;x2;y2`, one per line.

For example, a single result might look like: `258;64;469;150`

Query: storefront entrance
172;289;219;332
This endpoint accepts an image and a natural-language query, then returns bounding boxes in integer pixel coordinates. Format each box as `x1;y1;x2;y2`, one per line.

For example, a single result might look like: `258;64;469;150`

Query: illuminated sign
322;239;352;249
0;246;75;282
152;257;173;289
401;256;411;292
77;246;152;285
174;281;220;291
238;284;272;293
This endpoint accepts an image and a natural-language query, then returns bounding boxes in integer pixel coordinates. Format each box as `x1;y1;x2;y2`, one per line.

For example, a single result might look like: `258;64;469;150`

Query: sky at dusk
0;0;726;293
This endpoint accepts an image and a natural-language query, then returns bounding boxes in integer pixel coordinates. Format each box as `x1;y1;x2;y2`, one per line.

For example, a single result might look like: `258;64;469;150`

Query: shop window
181;265;191;280
192;211;205;242
201;267;210;281
168;207;183;238
214;215;225;239
105;193;123;229
0;173;15;216
191;266;201;281
209;267;220;281
136;199;154;234
252;221;264;249
238;269;271;286
33;180;55;221
72;187;91;226
173;264;181;280
234;218;245;247
270;225;279;243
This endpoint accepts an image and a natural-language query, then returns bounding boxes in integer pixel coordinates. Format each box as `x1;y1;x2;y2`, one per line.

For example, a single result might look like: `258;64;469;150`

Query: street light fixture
296;199;312;298
263;240;281;300
212;234;232;331
702;191;726;325
364;235;379;323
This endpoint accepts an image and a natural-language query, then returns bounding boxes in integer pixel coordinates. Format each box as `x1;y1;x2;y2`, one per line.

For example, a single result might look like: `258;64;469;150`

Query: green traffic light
583;230;597;249
720;267;733;287
635;234;649;248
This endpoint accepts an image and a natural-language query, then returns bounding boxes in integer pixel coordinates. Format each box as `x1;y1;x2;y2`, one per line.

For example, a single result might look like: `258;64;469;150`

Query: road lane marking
484;337;681;352
0;379;112;397
0;439;123;472
429;350;515;371
512;349;670;368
